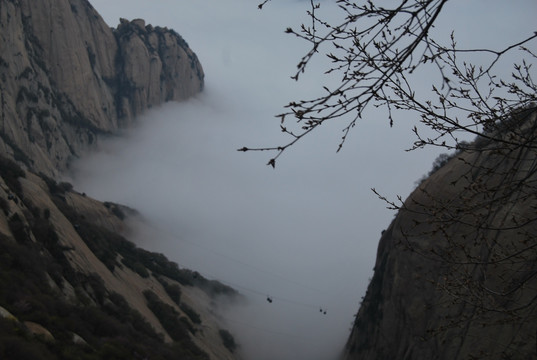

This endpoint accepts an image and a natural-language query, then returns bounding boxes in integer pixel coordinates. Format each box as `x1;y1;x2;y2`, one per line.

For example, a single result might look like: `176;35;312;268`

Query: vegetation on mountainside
0;155;25;198
0;231;194;360
0;159;235;359
0;2;225;357
219;329;237;353
40;174;237;298
143;290;200;341
157;276;183;304
179;302;202;325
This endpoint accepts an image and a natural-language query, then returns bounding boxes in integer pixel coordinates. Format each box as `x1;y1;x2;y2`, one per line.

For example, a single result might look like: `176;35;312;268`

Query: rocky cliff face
0;1;240;359
0;163;238;359
344;109;537;359
0;0;203;176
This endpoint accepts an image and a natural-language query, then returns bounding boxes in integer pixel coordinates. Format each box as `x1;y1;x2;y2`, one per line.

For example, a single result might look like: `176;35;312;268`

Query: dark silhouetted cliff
344;109;537;359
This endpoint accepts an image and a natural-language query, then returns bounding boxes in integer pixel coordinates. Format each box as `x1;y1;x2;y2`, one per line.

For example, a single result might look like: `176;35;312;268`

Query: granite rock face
0;0;203;176
0;1;242;359
0;166;238;360
344;110;537;359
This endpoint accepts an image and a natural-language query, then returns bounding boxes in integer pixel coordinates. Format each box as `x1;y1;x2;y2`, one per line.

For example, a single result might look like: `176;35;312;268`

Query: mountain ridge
0;0;204;177
0;1;240;359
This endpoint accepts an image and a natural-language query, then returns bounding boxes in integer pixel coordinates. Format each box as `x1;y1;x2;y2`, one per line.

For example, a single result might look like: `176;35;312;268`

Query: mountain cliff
0;0;203;177
0;1;239;359
344;108;537;359
0;163;238;359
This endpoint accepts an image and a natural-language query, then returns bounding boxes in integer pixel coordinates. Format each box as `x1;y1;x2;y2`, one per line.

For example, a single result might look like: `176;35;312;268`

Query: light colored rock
61;277;77;302
0;305;17;321
72;332;88;346
7;171;238;358
23;321;55;342
0;1;237;358
0;0;203;177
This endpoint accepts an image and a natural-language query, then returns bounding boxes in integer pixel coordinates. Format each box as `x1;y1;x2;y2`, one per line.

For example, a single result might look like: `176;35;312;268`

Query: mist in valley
70;85;402;360
70;1;536;359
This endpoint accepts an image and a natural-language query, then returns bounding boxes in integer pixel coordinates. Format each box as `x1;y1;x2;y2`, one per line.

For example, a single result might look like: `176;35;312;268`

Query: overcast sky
71;1;536;359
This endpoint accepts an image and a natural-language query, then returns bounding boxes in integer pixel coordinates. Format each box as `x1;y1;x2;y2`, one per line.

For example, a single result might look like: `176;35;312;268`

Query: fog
70;1;536;359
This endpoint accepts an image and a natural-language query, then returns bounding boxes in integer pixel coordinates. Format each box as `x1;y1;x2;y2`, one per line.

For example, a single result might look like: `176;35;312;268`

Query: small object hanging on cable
266;296;273;303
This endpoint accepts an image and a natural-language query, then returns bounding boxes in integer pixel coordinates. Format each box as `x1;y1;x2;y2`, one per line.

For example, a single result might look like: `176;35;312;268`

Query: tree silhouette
240;0;537;165
245;0;537;357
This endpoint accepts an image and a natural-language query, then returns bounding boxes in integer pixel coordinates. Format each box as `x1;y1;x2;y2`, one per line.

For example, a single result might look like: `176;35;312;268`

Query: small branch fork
244;0;537;168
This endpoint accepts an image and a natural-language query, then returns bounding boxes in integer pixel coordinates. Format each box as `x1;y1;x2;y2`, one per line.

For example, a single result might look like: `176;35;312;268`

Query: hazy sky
71;1;536;359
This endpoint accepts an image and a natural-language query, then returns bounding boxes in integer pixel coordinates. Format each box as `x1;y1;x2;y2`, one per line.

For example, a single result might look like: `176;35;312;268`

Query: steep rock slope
0;0;240;359
344;109;537;359
0;161;238;359
0;0;203;176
